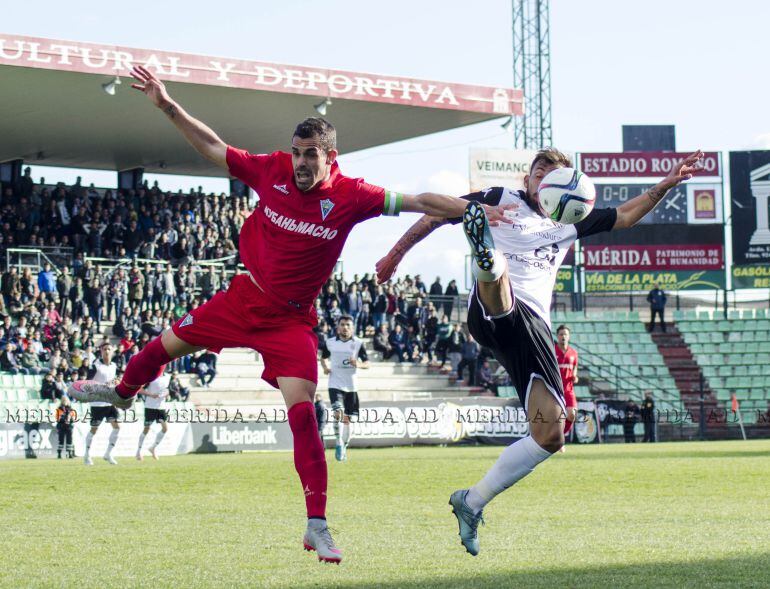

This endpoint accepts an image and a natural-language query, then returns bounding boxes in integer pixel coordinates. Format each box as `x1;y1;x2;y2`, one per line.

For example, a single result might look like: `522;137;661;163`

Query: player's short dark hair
556;324;570;334
338;315;354;324
293;117;337;153
531;148;572;172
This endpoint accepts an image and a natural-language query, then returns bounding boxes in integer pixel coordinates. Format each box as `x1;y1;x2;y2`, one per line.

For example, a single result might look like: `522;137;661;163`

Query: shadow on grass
294;553;770;589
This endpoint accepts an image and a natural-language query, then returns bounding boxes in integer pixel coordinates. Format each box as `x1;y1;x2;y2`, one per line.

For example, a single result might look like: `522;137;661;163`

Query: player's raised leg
68;329;202;407
451;379;563;555
463;201;512;316
280;377;342;564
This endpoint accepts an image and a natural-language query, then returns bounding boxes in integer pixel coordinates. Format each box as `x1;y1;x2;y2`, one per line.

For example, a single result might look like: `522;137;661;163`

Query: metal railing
6;247;73;274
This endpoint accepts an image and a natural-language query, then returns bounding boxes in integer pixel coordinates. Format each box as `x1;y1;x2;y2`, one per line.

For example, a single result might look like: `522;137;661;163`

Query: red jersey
227;147;390;311
555;344;578;395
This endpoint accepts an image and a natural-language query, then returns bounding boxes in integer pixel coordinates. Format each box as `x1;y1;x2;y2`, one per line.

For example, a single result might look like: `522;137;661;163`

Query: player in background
377;148;704;555
137;366;170;461
320;315;369;462
554;325;578;449
83;342;121;466
68;65;512;564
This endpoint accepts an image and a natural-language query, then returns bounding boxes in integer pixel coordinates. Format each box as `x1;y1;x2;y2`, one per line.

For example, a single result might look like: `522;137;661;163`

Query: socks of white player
137;432;146;452
473;249;507;282
465;435;552;514
341;422;352;448
334;419;342;445
84;431;94;458
106;429;119;457
153;431;166;449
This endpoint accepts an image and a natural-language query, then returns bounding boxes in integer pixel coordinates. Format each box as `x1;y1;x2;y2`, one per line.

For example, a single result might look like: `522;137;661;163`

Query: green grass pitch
2;441;769;588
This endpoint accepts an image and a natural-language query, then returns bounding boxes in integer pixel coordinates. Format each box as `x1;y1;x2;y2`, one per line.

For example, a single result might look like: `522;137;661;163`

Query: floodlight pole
512;0;552;149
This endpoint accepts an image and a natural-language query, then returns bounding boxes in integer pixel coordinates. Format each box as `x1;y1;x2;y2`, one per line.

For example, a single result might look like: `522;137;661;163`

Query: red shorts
171;274;318;388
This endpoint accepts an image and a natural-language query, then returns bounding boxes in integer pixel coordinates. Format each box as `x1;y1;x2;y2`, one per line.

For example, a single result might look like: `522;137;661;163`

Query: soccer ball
537;167;596;224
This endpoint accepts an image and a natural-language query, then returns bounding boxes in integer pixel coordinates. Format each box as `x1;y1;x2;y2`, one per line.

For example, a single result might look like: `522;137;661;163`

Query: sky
5;0;768;287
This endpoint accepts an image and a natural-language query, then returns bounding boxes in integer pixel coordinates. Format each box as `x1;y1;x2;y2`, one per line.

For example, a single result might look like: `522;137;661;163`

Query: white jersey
321;336;368;392
144;374;170;410
90;359;117;407
461;187;616;326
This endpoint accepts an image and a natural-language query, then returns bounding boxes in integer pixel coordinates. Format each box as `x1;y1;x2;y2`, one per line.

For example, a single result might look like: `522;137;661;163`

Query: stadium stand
676;309;770;424
549;311;682;409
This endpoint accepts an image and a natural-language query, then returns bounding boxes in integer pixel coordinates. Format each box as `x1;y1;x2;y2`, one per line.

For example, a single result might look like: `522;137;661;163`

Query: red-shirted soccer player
68;65;512;564
554;324;578;435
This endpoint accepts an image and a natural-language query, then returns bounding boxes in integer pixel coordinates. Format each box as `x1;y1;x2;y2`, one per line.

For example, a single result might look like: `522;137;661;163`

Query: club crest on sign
320;198;335;221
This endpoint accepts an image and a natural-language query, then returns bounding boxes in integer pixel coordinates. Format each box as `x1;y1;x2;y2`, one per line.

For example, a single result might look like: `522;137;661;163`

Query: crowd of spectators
1;168;249;263
0;173;506;397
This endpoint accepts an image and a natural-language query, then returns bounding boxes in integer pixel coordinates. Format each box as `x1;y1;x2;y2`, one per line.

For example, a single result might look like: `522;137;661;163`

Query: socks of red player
115;336;171;399
287;401;327;519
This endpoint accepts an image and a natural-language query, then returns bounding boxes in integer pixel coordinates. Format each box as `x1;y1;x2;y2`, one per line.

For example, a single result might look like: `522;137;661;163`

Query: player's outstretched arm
613;150;704;229
129;65;228;170
376;215;447;284
401;192;510;225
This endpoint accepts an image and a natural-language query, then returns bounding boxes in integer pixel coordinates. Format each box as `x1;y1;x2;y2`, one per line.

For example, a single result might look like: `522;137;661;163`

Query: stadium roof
0;34;524;177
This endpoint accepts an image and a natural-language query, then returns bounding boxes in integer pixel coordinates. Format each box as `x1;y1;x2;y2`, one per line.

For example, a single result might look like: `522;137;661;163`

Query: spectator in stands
85;277;104;331
327;299;342;328
343;283;362;330
414;274;427;295
422;306;439;364
124;219;144;256
357;287;371;337
160;264;175;311
388;324;409;362
0;342;26;374
1;266;20;308
385;286;397;327
168;370;190;402
624;400;639;443
478;360;497;394
641;392;656;442
45;301;62;327
373;324;392;360
456;334;480;385
143;264;157;311
69;277;85;322
435;315;451;368
194;350;218;387
405;325;421;363
372;285;387;330
127;265;145;312
646;283;667;332
53;372;68;399
21;345;45;375
56;267;72;315
20;267;36;303
444;279;459;319
37;263;57;302
140;310;163;338
201;265;220;301
40;372;58;401
446;323;466;375
429;276;443;304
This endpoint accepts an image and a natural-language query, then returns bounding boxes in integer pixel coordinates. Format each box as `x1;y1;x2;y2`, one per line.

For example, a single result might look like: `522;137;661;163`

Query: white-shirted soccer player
320;315;368;462
377;148;704;555
136;368;170;461
84;342;121;466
